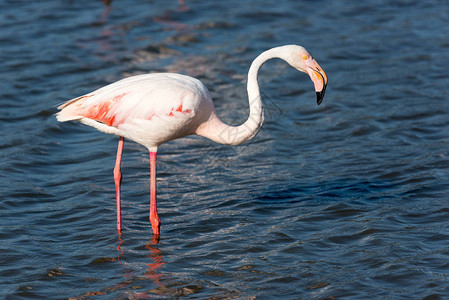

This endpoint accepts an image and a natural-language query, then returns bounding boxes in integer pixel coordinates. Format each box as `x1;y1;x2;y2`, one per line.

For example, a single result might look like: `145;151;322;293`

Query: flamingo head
280;45;328;105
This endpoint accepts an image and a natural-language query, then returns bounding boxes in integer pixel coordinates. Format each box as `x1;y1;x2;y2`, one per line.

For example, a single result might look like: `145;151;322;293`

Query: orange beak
306;59;328;105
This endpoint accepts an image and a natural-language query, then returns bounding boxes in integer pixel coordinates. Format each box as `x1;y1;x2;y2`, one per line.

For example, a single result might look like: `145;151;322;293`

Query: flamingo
56;45;328;237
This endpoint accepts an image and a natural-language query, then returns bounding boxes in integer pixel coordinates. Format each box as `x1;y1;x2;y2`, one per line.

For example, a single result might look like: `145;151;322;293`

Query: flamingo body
56;45;328;238
57;73;214;152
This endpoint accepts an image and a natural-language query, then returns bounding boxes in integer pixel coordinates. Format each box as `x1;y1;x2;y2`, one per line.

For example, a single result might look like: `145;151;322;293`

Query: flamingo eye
302;55;309;60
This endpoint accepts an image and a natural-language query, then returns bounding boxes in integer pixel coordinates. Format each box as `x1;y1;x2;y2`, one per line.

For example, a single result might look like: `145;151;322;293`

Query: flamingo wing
57;73;204;126
56;73;212;149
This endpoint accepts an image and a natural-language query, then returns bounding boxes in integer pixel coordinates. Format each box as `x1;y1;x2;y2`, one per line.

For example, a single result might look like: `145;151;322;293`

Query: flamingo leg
114;137;125;231
149;151;161;236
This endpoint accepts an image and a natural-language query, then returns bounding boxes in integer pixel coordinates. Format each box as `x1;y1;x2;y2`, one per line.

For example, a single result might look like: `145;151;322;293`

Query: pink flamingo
56;45;328;237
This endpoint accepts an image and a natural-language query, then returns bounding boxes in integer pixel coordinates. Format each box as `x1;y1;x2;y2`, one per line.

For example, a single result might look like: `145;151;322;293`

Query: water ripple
1;0;449;298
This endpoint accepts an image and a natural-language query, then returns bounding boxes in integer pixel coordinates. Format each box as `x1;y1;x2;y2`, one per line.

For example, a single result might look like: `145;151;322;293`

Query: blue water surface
1;0;449;298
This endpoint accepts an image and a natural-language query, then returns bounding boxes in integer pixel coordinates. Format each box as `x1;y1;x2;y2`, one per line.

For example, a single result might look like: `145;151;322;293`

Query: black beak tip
316;91;324;105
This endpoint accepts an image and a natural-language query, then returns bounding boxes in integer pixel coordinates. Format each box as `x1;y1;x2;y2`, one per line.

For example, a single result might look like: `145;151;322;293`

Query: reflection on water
144;240;165;287
1;0;449;298
70;234;169;299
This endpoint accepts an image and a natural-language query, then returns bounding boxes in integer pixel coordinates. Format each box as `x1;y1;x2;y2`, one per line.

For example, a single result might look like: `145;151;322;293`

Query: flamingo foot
149;234;160;245
150;215;161;236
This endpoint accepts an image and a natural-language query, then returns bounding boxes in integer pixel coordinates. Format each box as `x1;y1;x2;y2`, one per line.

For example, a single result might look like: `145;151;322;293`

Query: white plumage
57;73;213;151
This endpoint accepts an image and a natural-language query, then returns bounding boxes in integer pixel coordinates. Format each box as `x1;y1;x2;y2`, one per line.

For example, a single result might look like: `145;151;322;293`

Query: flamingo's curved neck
199;47;284;146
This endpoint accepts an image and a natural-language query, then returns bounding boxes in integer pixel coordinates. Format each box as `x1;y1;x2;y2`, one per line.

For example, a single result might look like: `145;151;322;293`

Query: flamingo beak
306;59;328;105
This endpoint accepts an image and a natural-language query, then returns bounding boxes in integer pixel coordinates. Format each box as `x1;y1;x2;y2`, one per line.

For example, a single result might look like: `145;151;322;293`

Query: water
1;0;449;298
